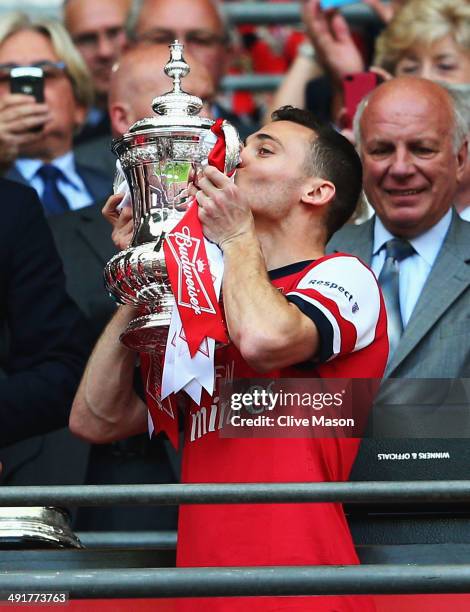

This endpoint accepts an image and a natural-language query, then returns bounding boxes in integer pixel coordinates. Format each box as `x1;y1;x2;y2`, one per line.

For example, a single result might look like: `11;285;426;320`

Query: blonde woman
374;0;470;83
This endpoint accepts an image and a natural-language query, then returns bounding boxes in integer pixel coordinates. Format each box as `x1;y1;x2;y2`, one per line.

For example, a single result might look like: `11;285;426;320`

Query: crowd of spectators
0;0;469;608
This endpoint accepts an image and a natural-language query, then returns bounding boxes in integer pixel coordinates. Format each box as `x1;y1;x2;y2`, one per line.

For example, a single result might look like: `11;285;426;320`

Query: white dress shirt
459;206;470;222
15;151;94;211
371;210;452;326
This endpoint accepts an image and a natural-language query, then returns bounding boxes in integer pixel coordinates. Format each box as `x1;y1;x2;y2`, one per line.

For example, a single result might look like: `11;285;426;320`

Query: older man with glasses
0;13;111;215
129;0;257;140
63;0;130;147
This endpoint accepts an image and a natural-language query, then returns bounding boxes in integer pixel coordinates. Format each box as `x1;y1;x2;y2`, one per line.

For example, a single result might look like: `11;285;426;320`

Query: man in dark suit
0;178;90;484
328;77;470;481
0;14;111;212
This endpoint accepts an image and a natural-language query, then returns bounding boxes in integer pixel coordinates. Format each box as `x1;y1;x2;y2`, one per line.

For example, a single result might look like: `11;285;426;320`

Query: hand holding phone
342;72;380;129
0;67;49;166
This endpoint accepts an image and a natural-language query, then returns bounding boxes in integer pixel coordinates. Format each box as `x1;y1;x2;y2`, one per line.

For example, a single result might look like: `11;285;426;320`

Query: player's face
360;87;467;238
236;120;314;220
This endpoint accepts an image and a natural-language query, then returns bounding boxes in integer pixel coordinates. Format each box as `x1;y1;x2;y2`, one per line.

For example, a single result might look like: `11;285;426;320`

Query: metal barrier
223;2;377;25
2;482;470;598
2;565;470;598
78;530;177;549
1;481;470;506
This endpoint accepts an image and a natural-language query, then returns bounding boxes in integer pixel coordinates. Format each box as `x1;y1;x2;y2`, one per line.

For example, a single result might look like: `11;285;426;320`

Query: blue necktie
378;238;415;362
37;164;69;215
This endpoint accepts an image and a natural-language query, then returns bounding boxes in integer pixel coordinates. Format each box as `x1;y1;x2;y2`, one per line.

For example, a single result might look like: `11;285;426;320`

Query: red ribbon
208;118;236;177
145;120;234;445
140;353;179;449
162;119;230;357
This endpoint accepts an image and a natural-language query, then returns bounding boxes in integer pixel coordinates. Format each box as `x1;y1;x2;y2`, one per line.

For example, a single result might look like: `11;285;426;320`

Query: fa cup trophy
104;42;240;353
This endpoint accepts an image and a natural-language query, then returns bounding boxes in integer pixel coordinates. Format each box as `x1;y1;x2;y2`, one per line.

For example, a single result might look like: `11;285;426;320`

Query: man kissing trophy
104;42;240;438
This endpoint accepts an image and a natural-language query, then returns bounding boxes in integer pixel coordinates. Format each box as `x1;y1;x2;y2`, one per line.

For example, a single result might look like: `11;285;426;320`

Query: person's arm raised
70;195;147;443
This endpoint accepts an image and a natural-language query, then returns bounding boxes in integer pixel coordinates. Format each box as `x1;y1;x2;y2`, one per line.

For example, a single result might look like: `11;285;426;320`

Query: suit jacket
6;160;111;211
328;212;470;379
48;202;117;341
74;136;116;184
0;178;90;484
327;212;470;481
73;110;111;147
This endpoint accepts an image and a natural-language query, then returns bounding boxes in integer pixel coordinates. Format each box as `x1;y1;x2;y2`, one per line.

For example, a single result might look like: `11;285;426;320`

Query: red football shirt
175;255;388;611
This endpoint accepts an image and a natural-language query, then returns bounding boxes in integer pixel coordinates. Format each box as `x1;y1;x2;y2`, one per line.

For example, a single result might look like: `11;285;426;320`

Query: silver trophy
104;41;240;353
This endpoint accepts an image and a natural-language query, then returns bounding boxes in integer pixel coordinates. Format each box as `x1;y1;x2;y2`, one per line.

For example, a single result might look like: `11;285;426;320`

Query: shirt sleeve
285;255;381;363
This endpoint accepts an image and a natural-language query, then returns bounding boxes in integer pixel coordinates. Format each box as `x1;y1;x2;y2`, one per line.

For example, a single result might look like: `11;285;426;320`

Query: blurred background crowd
0;0;469;538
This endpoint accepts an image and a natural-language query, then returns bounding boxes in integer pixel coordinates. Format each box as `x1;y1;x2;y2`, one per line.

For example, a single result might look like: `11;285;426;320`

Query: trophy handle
221;120;241;175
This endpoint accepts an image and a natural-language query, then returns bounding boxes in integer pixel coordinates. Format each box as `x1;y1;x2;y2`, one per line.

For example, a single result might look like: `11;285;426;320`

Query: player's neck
256;222;326;270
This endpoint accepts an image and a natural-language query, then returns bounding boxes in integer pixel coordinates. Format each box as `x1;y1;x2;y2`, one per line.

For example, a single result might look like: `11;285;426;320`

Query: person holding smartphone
0;13;111;214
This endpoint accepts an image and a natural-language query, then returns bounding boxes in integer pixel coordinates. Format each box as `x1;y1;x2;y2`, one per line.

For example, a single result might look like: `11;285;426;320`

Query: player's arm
222;232;320;371
69;305;148;444
196;166;320;373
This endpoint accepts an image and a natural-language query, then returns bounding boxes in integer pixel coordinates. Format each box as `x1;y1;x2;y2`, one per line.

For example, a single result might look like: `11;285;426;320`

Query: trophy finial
164;40;189;93
150;41;203;118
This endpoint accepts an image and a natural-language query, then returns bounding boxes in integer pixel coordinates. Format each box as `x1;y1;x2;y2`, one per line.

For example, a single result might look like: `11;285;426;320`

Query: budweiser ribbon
157;119;235;442
163;118;231;357
161;238;224;404
163;202;227;356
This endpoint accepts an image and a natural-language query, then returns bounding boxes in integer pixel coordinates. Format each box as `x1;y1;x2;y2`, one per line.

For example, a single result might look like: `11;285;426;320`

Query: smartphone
342;72;380;129
10;66;44;102
320;0;361;9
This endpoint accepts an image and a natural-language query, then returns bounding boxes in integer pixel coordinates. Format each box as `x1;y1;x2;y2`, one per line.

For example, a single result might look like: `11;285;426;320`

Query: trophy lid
127;40;213;132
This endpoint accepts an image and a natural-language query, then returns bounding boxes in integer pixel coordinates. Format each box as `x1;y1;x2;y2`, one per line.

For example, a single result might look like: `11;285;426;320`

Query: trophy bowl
103;41;239;353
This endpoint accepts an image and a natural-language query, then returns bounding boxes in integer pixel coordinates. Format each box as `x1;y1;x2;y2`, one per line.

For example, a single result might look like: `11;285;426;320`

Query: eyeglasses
135;28;225;48
0;61;67;82
73;27;126;50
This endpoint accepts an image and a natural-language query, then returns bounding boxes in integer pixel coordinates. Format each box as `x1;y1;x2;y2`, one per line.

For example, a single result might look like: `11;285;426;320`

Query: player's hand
302;0;364;83
195;165;255;249
102;193;134;251
0;94;50;170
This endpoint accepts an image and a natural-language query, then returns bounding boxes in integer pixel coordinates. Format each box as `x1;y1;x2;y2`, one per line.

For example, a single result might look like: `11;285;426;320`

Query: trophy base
120;312;171;353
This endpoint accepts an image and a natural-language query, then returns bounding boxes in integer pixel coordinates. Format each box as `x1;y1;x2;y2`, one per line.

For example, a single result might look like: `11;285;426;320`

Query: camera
10;66;44;102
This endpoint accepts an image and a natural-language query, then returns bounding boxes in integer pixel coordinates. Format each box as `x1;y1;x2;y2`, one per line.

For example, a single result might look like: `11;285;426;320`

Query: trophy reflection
103;41;239;353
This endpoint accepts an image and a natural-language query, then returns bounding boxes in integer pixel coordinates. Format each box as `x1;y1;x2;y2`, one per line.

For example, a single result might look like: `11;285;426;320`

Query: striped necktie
37;164;69;215
378;238;415;362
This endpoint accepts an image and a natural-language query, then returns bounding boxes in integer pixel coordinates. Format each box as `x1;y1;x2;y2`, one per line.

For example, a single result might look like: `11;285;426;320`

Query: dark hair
271;106;363;239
